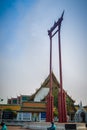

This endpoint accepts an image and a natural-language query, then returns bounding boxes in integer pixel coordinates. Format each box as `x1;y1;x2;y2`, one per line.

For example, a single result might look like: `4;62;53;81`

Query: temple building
0;73;86;122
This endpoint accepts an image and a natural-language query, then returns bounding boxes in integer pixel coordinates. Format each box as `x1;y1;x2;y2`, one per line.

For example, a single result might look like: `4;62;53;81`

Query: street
0;126;30;130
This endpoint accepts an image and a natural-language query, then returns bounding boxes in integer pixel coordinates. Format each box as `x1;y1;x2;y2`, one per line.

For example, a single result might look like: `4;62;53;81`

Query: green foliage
52;86;75;118
12;111;17;119
52;86;58;108
54;107;58;117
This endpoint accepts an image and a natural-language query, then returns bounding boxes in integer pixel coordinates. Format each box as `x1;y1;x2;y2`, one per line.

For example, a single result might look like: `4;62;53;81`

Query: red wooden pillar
58;89;67;122
58;23;67;122
46;11;67;123
46;94;54;122
46;32;54;122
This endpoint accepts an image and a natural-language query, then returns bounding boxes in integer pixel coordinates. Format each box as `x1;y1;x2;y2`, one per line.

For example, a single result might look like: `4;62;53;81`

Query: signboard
65;124;76;130
41;112;46;119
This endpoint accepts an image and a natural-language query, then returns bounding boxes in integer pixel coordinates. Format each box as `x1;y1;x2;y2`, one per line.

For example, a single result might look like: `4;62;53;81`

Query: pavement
0;125;87;130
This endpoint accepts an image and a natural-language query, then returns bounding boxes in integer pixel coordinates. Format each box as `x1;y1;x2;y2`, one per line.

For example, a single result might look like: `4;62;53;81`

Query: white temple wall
34;88;49;102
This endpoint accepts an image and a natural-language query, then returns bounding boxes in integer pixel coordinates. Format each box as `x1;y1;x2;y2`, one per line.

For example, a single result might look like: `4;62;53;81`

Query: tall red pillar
58;22;67;122
58;89;67;122
46;32;54;122
46;94;54;122
46;11;67;122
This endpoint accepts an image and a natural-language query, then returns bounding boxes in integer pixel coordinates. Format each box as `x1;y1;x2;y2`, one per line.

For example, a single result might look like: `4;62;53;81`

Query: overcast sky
0;0;87;106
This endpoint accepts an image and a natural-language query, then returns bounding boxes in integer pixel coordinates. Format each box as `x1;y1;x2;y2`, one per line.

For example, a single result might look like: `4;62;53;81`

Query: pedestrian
0;122;7;130
47;122;56;130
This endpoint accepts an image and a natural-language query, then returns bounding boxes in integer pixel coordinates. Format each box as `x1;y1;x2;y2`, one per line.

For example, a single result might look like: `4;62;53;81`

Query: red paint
46;31;54;122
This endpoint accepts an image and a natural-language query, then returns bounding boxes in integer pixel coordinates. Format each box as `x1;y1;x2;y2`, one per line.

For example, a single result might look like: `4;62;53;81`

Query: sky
0;0;87;106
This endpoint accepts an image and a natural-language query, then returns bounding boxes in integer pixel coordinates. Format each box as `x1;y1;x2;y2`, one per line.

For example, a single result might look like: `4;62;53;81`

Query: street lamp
0;98;4;121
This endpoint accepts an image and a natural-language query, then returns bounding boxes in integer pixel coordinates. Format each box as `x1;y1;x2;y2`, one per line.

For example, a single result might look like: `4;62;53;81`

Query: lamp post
0;98;4;121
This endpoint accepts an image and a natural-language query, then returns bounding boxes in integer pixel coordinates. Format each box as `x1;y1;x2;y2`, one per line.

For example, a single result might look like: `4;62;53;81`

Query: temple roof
30;72;75;103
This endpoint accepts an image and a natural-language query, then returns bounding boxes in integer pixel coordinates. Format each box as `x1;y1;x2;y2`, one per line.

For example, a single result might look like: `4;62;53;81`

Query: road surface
0;126;30;130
